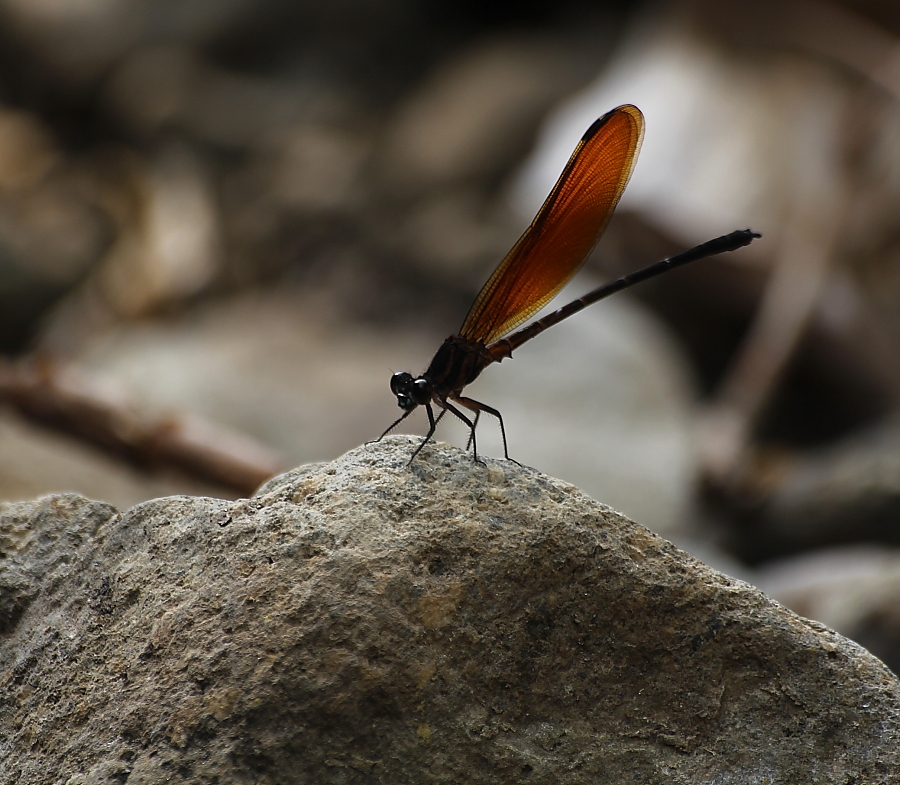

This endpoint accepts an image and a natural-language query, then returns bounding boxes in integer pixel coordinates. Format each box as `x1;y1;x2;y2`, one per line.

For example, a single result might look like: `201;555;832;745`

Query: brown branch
0;356;283;496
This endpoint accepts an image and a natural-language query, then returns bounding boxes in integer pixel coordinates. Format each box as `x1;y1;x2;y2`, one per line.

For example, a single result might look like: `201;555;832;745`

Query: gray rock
2;437;898;784
757;544;900;674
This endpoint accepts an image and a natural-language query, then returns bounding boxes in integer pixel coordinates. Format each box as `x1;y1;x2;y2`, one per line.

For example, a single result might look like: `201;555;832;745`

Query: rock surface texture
2;436;899;784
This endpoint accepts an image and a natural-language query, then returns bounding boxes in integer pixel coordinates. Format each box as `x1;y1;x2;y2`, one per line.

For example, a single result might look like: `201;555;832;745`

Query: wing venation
459;104;644;344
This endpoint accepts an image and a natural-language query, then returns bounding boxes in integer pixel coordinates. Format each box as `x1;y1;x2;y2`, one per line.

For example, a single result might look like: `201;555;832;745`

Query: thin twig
0;356;283;496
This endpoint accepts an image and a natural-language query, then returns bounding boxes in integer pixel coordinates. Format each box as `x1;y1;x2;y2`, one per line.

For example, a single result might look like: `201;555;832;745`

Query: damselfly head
390;372;431;411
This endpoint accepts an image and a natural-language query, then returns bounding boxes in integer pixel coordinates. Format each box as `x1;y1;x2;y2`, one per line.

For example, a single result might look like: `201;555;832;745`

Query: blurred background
2;0;900;669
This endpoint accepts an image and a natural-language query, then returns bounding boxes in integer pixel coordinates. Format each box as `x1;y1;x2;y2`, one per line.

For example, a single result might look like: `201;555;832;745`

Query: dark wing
459;104;644;345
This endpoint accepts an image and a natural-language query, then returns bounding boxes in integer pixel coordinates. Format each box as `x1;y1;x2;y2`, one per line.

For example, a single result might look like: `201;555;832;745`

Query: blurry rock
0;106;113;352
371;31;594;291
72;286;698;536
758;544;900;672
102;44;316;148
264;124;370;213
383;35;583;189
0;0;255;84
99;141;220;314
0;409;229;508
40;139;220;348
0;109;59;190
740;415;900;557
397;186;519;280
101;45;198;138
100;43;375;294
2;439;898;783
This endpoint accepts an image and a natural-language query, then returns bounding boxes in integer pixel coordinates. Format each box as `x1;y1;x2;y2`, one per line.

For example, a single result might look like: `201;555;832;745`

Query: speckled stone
2;436;899;784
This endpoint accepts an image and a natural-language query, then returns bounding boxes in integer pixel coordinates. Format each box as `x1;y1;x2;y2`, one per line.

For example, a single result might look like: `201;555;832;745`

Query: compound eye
411;378;432;405
390;371;413;395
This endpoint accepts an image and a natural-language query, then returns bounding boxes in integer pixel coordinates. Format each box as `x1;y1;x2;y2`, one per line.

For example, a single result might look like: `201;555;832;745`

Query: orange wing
459;104;644;345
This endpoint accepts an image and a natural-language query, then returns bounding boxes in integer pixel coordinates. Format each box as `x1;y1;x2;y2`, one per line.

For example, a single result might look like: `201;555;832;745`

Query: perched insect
376;105;759;463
